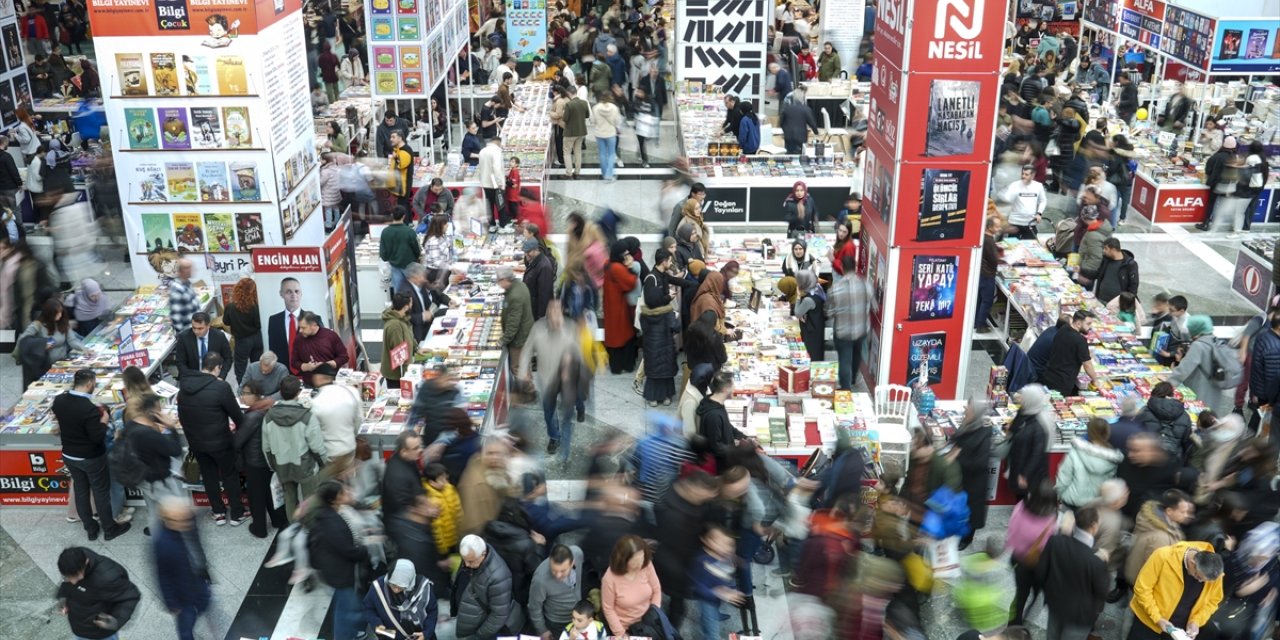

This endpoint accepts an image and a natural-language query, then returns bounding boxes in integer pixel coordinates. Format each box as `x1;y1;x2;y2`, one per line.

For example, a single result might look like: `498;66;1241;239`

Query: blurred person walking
153;497;212;640
55;546;141;640
310;480;372;640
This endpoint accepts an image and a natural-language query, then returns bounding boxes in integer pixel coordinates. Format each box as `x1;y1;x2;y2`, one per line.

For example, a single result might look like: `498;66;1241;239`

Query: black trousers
553;125;565;165
244;466;286;536
194;449;244;518
483;187;504;226
65;454;116;536
233;333;264;385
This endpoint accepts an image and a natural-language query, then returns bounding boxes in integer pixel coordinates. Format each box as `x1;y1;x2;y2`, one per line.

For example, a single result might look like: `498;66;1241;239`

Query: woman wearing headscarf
783;181;818;237
639;247;682;406
1168;314;1229;415
793;270;826;360
603;240;640;374
775;276;799;307
674;222;703;270
1006;383;1052;502
950;398;993;549
362;559;438;640
65;277;110;337
679;199;711;257
689;270;728;334
684;309;728;386
41;137;74;194
679;259;707;332
782;238;815;278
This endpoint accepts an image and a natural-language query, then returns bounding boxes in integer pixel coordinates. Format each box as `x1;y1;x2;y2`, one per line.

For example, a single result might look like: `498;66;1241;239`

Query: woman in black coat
233;383;287;538
1006;384;1051;502
950;399;993;549
309;481;371;640
639;248;684;406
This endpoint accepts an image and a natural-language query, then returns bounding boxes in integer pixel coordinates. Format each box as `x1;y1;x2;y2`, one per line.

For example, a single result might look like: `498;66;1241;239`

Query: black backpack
108;426;147;489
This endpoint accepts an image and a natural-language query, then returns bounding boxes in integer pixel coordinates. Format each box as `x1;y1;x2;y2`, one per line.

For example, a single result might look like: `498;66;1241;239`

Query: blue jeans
697;598;722;640
542;385;570;443
389;266;407;296
975;276;997;331
736;529;762;595
833;337;863;391
175;601;207;640
597;135;618;179
330;586;365;640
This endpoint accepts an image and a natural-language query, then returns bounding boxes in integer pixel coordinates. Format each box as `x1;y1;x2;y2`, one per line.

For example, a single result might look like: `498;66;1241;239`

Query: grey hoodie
261;400;328;483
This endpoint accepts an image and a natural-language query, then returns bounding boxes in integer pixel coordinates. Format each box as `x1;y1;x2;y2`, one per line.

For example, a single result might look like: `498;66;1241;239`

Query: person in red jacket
796;43;819;81
794;494;860;599
602;240;640;373
504;156;522;228
831;218;860;275
21;6;51;57
517;191;549;237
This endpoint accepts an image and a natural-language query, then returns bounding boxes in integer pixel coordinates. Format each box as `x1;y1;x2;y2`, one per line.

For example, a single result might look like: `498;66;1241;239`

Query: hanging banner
504;0;547;62
85;0;303;37
916;169;971;242
908;255;959;321
1209;20;1280;73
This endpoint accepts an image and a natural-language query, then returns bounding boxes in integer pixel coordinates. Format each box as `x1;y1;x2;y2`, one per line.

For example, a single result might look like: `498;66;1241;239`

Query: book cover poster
149;52;179;95
165;162;198;202
115;53;149;95
370;0;391;13
397;0;417;15
398;17;419;39
235;212;264;248
370;17;393;40
0;79;14;126
189;107;223;149
203;213;236;252
158;107;191;150
402;71;423;94
908;255;958;320
196;162;230;202
229;162;261;201
215;55;248;95
181;54;213;95
905;331;946;386
374;71;397;95
135;162;167;201
172;213;204;253
373;46;396;70
140;213;175;252
1;24;20;71
124;108;158;149
916;169;971;242
924;80;980;157
12;74;29;109
221;106;252;148
400;45;422;69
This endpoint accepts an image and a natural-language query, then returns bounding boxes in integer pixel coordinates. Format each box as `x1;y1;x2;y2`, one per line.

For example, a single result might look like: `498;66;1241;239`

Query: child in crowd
505;156;522;227
691;523;746;640
559;599;606;640
422;463;463;557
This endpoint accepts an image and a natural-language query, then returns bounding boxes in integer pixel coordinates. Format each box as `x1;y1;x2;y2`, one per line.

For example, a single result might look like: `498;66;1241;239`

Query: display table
0;284;213;506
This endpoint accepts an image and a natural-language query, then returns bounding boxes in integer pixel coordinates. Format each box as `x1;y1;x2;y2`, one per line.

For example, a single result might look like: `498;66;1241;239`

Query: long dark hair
38;298;68;335
684;309;720;353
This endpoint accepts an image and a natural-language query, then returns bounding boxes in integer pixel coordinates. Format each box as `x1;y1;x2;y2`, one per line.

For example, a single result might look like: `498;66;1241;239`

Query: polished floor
3;180;1277;638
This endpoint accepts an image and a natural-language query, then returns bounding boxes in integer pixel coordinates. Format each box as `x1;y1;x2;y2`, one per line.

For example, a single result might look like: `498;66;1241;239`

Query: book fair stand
1080;0;1280;224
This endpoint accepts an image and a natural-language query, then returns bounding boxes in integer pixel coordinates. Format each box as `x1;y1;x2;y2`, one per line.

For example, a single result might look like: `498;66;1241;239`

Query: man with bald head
167;258;199;334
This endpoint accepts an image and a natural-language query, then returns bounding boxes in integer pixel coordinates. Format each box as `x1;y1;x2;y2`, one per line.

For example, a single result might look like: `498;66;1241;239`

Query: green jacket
818;52;843;82
501;280;534;348
378;222;421;269
562;97;590;138
261;400;328;483
380;307;415;381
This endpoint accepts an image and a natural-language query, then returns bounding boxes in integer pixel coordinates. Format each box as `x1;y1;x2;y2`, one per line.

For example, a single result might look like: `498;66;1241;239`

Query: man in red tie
267;278;304;373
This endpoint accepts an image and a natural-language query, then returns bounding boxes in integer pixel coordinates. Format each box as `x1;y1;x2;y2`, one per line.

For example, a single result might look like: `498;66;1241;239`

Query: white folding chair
874;384;914;426
757;124;787;155
822;107;849;155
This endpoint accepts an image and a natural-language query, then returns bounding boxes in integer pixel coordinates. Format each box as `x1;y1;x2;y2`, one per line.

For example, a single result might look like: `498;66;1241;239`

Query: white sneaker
616;160;625;168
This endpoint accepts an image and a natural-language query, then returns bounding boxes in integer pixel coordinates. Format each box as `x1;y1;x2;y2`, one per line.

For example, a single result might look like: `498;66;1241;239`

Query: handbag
1021;522;1053;568
181;451;201;484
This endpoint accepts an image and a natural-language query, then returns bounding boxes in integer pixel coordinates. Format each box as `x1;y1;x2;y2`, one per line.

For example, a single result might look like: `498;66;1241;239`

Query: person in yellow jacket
1129;541;1224;639
423;462;463;555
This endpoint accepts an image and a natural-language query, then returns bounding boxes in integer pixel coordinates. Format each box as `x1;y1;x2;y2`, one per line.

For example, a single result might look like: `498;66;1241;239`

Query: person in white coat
476;136;506;232
338;49;365;88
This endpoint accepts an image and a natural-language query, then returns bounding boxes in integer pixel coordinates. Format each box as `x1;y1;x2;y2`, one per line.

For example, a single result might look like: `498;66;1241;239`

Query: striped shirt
167;279;198;334
827;273;872;341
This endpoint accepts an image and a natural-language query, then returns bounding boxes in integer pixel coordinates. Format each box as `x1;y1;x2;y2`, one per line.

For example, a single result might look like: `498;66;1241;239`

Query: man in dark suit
175;312;232;379
51;369;131;540
397;263;449;344
267;278;305;374
1035;506;1110;640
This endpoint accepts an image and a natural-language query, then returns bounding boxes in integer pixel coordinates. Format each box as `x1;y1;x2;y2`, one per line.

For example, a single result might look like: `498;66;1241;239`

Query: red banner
86;0;303;38
0;450;70;505
251;247;324;273
872;0;908;69
906;0;1009;73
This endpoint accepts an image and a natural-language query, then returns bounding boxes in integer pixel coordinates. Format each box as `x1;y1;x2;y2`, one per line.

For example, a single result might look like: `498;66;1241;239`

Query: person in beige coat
680;198;711;257
456;437;513;537
1124;489;1194;586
